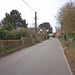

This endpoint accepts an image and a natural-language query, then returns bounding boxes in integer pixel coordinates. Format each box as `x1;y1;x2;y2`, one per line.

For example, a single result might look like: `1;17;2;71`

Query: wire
22;0;35;12
22;0;44;24
38;14;44;22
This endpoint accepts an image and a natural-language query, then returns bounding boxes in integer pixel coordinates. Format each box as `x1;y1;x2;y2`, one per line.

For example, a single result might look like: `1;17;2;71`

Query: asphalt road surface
0;38;71;75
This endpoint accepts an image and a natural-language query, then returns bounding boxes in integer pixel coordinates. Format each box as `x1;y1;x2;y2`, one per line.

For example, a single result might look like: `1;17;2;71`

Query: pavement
0;38;72;75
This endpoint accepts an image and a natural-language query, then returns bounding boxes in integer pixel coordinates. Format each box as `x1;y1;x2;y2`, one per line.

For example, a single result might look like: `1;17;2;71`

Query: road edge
59;40;73;75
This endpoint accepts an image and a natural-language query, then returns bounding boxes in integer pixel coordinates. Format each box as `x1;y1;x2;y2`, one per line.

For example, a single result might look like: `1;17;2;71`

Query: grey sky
0;0;73;32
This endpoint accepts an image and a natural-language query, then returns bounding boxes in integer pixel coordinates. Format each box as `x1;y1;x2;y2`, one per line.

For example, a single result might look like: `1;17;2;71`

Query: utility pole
35;12;37;34
35;12;37;42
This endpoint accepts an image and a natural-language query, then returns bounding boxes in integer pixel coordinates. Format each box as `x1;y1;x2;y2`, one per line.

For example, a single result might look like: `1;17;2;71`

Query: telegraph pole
35;12;37;34
35;12;37;42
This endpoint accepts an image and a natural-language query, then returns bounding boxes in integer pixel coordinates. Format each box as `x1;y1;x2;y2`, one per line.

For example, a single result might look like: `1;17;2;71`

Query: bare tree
57;2;75;33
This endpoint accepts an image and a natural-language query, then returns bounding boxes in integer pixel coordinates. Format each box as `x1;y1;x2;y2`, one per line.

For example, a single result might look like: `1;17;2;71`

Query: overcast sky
0;0;74;32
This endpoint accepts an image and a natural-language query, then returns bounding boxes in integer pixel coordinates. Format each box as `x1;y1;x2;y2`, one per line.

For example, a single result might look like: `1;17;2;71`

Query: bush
7;28;31;40
0;28;9;40
0;27;36;40
0;28;33;40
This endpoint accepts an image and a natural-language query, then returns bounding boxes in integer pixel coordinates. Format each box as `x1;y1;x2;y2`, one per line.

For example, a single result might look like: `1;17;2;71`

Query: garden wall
0;37;33;50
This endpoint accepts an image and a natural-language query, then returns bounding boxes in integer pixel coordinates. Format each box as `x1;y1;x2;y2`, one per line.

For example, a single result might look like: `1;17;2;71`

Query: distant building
38;27;47;35
49;34;53;37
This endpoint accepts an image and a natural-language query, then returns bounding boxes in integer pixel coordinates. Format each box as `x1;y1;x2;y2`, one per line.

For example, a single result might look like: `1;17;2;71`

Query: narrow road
0;38;71;75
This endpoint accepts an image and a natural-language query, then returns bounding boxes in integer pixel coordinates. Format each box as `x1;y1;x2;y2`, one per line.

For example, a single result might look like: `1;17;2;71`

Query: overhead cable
38;15;44;22
22;0;35;12
22;0;44;23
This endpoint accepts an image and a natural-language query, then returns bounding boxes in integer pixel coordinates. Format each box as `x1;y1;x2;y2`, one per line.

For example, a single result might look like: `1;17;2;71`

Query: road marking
59;40;73;75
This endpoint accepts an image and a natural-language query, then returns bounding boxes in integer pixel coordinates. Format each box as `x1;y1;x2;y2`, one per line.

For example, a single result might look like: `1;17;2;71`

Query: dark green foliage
73;35;75;41
39;22;53;33
0;28;31;40
2;23;14;31
0;28;3;40
0;28;9;40
5;28;30;40
2;10;28;31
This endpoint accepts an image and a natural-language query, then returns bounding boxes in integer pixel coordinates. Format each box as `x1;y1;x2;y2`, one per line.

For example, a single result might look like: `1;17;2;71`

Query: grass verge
0;43;34;55
59;37;75;75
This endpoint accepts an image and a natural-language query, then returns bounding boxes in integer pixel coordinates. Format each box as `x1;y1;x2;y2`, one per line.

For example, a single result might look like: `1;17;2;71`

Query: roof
72;31;75;34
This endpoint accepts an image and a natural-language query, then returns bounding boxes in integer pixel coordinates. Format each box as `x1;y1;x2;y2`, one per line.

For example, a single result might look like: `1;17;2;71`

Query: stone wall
21;37;32;45
0;37;33;50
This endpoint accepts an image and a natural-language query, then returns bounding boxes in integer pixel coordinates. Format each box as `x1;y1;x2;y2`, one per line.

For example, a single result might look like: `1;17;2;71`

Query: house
38;27;47;35
72;31;75;34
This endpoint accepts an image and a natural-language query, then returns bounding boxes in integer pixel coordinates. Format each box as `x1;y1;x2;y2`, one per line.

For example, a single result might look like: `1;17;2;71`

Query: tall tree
57;2;75;33
39;22;53;33
2;10;28;31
